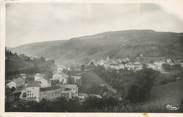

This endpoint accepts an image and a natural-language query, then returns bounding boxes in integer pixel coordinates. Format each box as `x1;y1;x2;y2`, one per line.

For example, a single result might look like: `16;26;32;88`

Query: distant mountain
11;30;183;66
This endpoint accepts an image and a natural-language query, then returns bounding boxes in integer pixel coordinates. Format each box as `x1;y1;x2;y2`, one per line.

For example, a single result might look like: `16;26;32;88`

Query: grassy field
143;79;183;109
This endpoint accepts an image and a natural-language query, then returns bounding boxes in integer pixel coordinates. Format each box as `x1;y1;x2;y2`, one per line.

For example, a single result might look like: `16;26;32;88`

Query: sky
6;1;183;47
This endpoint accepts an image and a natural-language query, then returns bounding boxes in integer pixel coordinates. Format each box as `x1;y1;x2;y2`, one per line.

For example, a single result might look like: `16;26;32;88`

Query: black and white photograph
3;0;183;113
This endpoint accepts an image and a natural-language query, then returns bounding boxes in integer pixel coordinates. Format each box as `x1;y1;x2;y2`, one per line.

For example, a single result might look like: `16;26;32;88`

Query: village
86;54;183;73
6;55;183;103
6;67;85;102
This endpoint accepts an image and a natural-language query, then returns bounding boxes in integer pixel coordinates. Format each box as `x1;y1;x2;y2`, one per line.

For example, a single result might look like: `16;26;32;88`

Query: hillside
5;49;56;80
80;71;117;95
144;80;183;108
11;30;183;66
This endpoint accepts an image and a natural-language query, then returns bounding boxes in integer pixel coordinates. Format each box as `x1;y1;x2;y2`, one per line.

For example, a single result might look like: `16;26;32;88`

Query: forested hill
11;30;183;66
5;49;56;80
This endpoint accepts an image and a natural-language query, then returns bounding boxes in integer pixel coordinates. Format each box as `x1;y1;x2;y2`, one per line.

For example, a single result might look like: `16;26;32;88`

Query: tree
125;68;158;103
83;97;103;111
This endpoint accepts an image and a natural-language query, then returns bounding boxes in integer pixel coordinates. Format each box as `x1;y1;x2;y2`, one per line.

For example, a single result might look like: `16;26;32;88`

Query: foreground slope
145;80;183;107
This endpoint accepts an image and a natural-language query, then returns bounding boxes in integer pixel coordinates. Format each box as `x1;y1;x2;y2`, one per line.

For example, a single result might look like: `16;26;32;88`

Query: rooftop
26;81;41;87
40;86;61;92
13;78;25;85
60;84;78;89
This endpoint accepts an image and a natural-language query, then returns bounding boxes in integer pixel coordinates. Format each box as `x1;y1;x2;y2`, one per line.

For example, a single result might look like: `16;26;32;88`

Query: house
20;83;78;102
88;59;97;66
17;73;27;79
6;82;16;89
166;58;174;65
20;85;63;102
147;60;166;72
153;61;165;71
6;78;25;89
124;63;134;70
20;81;41;102
57;66;66;73
133;62;143;71
40;84;78;101
109;64;125;70
121;57;130;63
34;73;51;87
34;73;45;80
97;60;105;66
116;58;122;64
71;75;82;86
60;84;78;97
52;72;68;84
39;86;66;101
147;63;157;70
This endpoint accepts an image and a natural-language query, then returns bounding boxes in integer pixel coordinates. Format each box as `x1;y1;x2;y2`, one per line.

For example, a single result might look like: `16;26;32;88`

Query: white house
57;65;66;73
34;73;45;80
97;60;105;66
34;73;51;87
147;63;157;70
20;81;41;102
165;58;175;66
6;82;16;89
109;64;125;70
147;60;165;72
122;57;130;63
133;62;143;71
19;73;27;79
52;72;68;84
88;59;97;66
125;63;134;70
6;78;25;89
153;61;165;71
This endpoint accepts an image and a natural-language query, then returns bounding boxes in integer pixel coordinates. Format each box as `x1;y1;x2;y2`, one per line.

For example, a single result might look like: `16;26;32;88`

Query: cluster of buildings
87;57;143;71
86;57;144;71
20;83;78;102
146;58;182;72
6;66;82;102
86;56;183;72
6;56;183;103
